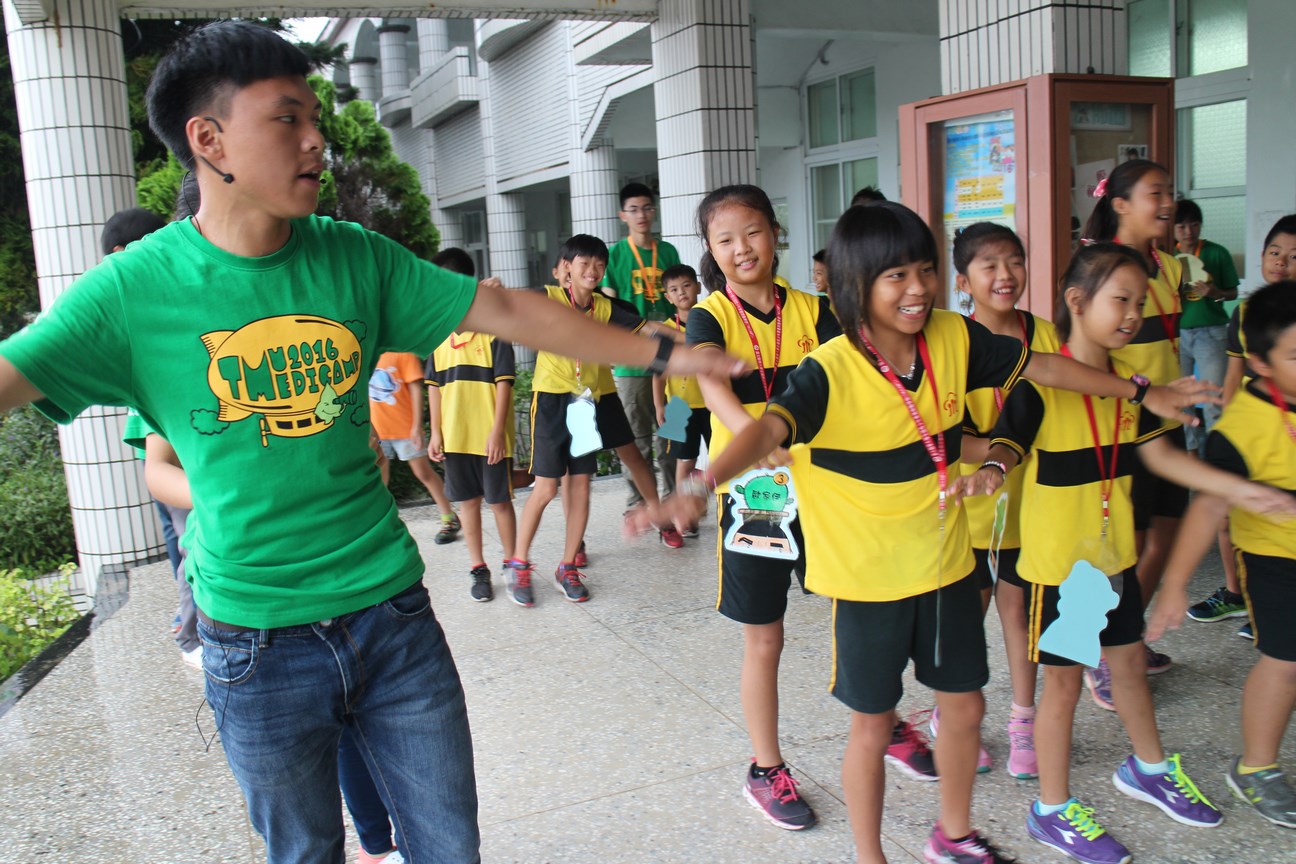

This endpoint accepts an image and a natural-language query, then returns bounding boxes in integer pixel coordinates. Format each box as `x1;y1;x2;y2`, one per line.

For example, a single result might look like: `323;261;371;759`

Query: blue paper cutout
658;396;691;442
566;393;603;457
1037;560;1121;667
723;468;799;560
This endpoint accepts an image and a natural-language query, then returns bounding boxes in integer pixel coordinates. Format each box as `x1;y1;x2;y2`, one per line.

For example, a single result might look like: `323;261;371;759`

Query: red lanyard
628;240;660;302
725;284;782;402
1061;344;1121;537
971;310;1029;412
858;330;948;512
1122;243;1178;358
566;287;594;387
1263;377;1296;443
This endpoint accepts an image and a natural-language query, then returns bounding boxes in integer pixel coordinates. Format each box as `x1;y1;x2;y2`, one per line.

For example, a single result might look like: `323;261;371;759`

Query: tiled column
417;19;449;70
378;23;411;97
651;0;756;271
569;145;620;244
5;0;162;598
478;59;529;290
939;0;1127;94
349;56;380;103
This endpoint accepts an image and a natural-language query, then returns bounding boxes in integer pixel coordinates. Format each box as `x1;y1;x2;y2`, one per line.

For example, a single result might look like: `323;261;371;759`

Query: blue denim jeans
1179;324;1229;452
339;724;405;857
198;581;479;864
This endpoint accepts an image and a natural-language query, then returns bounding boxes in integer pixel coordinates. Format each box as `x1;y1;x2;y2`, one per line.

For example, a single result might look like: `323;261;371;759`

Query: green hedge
0;406;75;573
0;564;78;682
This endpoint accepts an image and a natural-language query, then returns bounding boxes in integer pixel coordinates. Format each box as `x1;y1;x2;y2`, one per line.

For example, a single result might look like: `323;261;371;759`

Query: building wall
434;107;487;204
488;23;572;187
1245;0;1296;281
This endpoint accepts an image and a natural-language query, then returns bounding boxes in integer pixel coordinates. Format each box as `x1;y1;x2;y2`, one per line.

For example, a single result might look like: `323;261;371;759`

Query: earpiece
199;117;234;183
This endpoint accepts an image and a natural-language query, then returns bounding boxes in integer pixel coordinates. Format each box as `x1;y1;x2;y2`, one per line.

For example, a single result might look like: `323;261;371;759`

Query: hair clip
1092;177;1109;199
1079;237;1098;247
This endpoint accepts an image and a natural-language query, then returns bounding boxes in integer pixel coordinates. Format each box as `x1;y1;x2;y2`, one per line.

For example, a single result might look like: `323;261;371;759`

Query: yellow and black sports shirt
425;332;515;458
1112;248;1183;423
962;313;1060;550
661;317;705;409
532;285;644;396
990;357;1167;586
765;310;1028;602
1206;380;1296;558
687;286;840;493
1225;301;1258;381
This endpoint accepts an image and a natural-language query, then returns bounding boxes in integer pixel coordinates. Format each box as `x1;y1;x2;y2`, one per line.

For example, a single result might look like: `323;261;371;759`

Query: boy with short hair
0;22;741;861
811;250;828;295
1149;280;1296;829
652;264;710;537
425;247;517;602
602;182;681;506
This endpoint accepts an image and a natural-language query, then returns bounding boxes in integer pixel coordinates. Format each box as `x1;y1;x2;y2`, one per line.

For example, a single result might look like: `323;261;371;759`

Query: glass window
808;80;839;149
1184;100;1246;189
1195;196;1247;265
1127;0;1171;77
840;69;876;142
1185;0;1247;76
845;158;879;200
811;164;842;252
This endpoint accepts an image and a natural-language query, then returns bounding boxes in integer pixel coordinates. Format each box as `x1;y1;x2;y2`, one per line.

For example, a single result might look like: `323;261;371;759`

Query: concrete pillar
378;23;411;97
4;0;162;598
569;145;620;244
349;56;380;103
478;59;529;290
422;130;466;252
651;0;757;270
417;19;449;72
938;0;1127;95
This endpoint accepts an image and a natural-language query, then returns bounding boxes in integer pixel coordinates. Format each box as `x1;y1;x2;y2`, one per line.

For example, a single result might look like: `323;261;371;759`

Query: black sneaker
1187;586;1248;622
554;563;590;602
469;564;493;602
742;761;817;830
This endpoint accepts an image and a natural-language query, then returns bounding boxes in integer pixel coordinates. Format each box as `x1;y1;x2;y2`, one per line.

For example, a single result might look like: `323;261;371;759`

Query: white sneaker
181;645;203;669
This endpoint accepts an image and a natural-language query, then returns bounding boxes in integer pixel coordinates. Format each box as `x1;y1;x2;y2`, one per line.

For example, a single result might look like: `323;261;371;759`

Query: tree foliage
0;41;38;341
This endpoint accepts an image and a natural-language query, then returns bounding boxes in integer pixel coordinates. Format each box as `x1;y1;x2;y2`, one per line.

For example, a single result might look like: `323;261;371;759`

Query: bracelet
981;460;1008;477
678;469;715;499
644;332;675;376
1129;373;1151;405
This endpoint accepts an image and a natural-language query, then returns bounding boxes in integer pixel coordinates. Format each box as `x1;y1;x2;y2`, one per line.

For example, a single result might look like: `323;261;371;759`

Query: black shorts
443;453;514;505
1028;567;1144;666
1132;427;1190;529
529;392;597;479
830;573;989;714
972;546;1026;591
661;407;712;462
716;492;807;625
595;392;635;451
1237;550;1296;662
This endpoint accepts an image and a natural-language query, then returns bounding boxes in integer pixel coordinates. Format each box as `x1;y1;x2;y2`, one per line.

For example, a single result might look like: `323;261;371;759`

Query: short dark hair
558;234;609;264
619;182;655;209
849;186;887;207
695;184;780;293
1174;199;1203;225
1263;214;1296;250
431;247;476;277
1242;281;1296;363
1082;158;1169;243
1054;243;1149;341
146;21;310;170
661;263;697;286
826;202;937;351
101;208;167;255
952;222;1025;274
812;249;826;264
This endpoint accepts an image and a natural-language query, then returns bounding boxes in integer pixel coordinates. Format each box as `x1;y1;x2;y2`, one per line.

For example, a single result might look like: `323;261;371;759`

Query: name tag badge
723;467;799;560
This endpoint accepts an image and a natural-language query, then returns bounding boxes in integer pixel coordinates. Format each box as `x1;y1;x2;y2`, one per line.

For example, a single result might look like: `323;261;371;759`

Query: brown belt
196;608;260;634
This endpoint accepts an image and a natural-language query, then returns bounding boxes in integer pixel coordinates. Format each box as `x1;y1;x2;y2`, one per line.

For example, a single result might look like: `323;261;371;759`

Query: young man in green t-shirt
600;182;682;508
1175;198;1240;453
0;23;742;863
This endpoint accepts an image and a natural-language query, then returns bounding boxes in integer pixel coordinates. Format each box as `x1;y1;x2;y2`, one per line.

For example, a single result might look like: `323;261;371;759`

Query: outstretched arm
1145;493;1231;642
1022;351;1215;426
0;356;44;414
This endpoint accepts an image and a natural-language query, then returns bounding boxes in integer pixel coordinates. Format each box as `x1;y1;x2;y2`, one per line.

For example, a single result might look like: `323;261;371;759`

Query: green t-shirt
122;409;151;459
1179;238;1239;329
601;237;680;376
0;216;476;628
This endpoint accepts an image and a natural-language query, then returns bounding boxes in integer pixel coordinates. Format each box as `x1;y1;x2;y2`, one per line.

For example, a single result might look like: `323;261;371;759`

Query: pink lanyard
857;330;948;512
1061;344;1121;538
566;287;594;386
725;284;782;402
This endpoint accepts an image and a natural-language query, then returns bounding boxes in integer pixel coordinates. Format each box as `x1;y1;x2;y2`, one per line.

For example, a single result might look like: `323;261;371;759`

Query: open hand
1145;589;1189;643
1143;376;1221;427
946;466;1003;507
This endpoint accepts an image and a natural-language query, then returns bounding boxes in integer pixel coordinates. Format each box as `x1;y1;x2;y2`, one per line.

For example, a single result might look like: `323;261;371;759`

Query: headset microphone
198;155;234;184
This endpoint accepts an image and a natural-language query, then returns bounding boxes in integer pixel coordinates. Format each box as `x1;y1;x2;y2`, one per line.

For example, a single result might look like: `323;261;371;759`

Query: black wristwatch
644;332;675;376
1129;374;1151;405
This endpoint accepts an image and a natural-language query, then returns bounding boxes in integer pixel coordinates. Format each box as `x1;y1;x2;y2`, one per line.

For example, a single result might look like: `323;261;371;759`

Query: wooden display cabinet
899;74;1174;317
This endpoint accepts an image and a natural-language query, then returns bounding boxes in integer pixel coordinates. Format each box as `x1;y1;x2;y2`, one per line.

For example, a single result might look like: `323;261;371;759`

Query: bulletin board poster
942;111;1017;312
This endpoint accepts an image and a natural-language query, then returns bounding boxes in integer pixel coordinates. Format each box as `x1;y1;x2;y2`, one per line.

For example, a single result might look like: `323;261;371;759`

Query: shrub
0;563;79;682
0;406;75;573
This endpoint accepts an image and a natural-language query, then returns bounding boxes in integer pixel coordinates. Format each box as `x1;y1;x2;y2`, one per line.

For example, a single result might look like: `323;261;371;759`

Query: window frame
803;62;881;256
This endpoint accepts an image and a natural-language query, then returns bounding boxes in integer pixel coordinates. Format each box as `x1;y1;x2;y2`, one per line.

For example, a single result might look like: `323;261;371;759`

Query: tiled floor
1;479;1291;863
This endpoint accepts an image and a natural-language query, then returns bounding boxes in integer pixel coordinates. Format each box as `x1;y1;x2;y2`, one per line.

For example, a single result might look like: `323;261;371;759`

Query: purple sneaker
1026;800;1130;864
1083;660;1115;712
1112;754;1223;827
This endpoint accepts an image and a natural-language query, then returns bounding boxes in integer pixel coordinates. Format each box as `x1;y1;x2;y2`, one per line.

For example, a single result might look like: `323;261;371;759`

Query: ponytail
698;249;726;294
1081;158;1167;242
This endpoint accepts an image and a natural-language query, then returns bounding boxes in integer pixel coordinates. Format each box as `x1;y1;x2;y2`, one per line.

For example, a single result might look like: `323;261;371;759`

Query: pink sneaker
929;707;992;774
924;824;1014;863
1006;713;1038;779
885;717;938;781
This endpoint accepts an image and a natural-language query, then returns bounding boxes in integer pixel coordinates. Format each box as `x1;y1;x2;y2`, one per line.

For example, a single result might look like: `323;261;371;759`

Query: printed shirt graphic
369;352;425;440
602;238;681;376
0;216;476;628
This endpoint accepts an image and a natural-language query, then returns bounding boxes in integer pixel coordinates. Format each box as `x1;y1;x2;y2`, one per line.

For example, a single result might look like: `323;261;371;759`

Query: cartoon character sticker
197;315;365;447
724;468;800;561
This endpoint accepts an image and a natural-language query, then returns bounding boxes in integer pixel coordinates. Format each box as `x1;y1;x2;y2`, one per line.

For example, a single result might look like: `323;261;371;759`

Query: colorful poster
942;111;1017;313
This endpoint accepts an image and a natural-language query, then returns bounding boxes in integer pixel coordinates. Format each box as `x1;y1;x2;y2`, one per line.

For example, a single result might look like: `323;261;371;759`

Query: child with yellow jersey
1150;281;1296;831
969;244;1295;864
680;205;1218;864
950;223;1060;782
1083;158;1186;687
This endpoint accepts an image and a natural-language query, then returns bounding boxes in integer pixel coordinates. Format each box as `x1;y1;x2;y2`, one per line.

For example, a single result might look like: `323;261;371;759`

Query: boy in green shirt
0;22;741;863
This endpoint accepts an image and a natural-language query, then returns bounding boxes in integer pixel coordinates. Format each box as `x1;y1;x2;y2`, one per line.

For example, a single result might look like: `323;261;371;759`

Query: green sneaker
1228;758;1296;828
435;512;461;545
1187;586;1248;622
